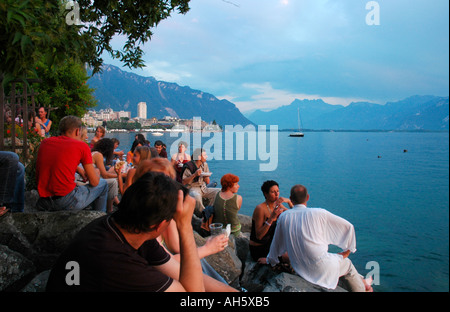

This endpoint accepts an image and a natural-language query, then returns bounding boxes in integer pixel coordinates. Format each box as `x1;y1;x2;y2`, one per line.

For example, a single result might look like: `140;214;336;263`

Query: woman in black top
249;180;293;261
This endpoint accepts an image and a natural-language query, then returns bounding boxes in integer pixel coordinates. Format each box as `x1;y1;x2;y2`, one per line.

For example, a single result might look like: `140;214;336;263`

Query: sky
102;0;449;113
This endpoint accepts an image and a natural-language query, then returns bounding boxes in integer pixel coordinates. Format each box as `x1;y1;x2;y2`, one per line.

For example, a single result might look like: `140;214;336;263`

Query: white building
137;102;147;119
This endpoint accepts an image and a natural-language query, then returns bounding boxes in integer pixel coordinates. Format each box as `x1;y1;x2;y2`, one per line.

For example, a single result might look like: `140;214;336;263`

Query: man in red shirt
36;116;108;212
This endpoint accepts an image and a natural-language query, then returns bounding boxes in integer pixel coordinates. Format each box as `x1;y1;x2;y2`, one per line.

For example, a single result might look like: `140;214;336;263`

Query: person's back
46;215;173;292
213;193;241;235
267;184;369;292
36;116;107;212
276;207;356;279
36;135;92;197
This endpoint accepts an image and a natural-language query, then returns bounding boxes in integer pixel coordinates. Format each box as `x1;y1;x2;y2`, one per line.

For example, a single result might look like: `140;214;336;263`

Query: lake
95;130;449;292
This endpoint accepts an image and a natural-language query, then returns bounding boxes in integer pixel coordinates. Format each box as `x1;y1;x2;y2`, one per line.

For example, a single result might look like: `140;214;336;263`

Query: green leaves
1;0;190;87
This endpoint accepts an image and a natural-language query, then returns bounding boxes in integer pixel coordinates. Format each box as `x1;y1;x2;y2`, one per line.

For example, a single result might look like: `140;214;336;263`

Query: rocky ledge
1;195;347;292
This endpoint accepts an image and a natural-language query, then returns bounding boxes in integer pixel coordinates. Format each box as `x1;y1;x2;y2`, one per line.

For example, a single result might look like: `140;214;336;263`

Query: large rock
0;244;35;291
0;211;105;291
240;258;348;292
194;232;242;288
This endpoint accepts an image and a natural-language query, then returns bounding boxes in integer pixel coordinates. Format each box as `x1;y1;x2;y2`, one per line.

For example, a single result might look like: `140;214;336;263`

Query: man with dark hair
35;115;108;212
46;172;205;292
265;184;373;292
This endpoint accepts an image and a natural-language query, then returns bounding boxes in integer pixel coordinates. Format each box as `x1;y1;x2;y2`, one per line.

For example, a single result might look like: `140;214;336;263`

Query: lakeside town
82;102;222;133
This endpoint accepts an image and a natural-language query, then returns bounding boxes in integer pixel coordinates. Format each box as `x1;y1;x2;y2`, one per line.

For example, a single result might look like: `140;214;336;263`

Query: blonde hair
135;146;152;162
134;158;176;183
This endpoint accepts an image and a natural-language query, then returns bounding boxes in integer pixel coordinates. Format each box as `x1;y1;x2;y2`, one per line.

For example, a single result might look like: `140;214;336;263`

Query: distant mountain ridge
87;64;253;126
247;96;449;131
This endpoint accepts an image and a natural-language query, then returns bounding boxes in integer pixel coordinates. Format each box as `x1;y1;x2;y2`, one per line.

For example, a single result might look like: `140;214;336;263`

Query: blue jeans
0;151;25;212
36;179;108;212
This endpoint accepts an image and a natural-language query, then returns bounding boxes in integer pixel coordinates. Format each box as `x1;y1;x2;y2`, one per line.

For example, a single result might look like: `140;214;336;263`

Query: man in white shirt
265;185;373;292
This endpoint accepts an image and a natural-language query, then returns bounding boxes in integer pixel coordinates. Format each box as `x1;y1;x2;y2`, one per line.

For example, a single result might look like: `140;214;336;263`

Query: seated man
35;116;108;212
0;151;25;213
182;148;219;217
46;172;206;292
264;185;373;292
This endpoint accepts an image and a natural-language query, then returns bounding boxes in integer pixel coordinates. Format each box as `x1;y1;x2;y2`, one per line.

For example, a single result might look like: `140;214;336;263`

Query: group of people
27;116;235;292
2;114;373;292
1;106;52;217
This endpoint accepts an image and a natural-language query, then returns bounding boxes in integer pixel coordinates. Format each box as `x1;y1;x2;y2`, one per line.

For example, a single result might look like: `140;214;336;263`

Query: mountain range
246;96;449;131
87;64;253;126
87;64;448;130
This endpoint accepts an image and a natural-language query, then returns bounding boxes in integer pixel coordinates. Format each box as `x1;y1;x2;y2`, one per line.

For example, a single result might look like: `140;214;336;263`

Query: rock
21;270;50;292
240;256;348;292
194;232;242;288
0;204;350;292
263;272;347;292
0;210;105;291
0;245;35;291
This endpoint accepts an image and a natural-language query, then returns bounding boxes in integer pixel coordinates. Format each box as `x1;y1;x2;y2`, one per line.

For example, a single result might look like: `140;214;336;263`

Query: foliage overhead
0;0;191;84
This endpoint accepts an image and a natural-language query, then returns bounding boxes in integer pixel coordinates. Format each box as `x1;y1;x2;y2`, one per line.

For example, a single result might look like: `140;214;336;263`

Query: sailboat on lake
290;107;304;137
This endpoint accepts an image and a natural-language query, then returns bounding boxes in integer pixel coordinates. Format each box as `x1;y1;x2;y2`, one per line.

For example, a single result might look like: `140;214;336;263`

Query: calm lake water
96;130;449;292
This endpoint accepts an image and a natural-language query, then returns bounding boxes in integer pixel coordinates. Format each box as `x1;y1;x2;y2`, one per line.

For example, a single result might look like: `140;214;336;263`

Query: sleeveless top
213;193;241;236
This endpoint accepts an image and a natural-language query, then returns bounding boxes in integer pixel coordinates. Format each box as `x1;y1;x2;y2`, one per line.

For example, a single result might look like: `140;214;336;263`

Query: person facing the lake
212;173;243;237
181;148;220;217
249;180;293;262
46;172;206;292
35;116;108;212
264;184;373;292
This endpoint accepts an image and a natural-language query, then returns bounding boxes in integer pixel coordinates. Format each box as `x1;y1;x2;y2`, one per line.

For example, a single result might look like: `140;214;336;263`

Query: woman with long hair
91;138;119;213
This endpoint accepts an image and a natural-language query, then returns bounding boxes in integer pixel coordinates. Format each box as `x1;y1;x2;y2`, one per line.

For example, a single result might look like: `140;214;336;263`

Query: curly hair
220;173;240;192
261;180;279;197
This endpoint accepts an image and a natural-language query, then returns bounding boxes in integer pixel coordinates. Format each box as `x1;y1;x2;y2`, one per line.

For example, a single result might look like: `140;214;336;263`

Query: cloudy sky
102;0;449;113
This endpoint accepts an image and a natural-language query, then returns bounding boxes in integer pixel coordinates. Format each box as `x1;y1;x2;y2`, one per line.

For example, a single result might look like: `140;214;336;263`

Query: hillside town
81;102;222;132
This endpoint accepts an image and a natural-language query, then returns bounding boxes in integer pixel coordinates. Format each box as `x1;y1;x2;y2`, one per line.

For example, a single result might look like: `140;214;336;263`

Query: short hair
134;158;176;183
113;172;185;234
290;185;308;205
261;180;279;197
221;174;239;192
59;116;81;135
111;138;120;145
154;140;163;147
192;148;205;160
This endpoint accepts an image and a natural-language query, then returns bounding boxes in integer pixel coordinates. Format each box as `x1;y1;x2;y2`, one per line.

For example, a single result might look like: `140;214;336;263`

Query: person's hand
257;257;268;265
195;169;203;177
276;197;293;208
204;234;229;254
173;191;196;230
338;250;351;259
269;204;283;221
